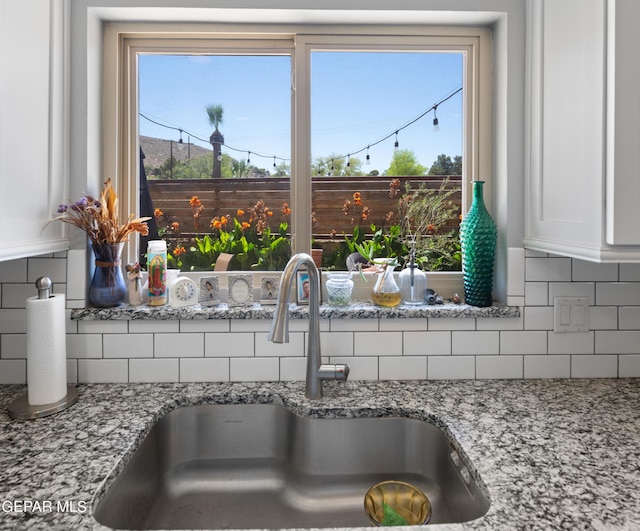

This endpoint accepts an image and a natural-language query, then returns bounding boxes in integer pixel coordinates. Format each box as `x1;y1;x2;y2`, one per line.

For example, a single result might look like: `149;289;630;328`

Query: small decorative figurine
125;263;143;306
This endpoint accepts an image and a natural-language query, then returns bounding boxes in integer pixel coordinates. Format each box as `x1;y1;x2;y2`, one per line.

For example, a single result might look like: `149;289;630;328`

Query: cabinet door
0;0;68;261
606;0;640;246
525;0;607;261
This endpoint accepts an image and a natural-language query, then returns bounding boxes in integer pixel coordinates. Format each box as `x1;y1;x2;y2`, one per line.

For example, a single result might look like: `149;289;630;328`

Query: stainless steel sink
94;404;489;529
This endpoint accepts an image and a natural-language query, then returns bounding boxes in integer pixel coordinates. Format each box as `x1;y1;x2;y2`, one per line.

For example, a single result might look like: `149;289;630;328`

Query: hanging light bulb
178;129;183;144
330;159;335;176
273;156;277;169
433;105;440;132
394;131;399;152
346;155;351;169
366;146;371;165
247;151;251;164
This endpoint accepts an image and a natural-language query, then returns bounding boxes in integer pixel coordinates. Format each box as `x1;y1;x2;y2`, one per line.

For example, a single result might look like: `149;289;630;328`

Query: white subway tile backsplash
0;359;26;383
78;359;128;383
547;331;594;355
526;257;571;282
618;307;640;330
130;358;179;382
620;263;640;282
507;247;525;297
180;358;229;382
180;320;229;333
78;320;128;334
1;334;26;359
428;317;475;331
379;356;427;380
572;260;618;282
596;283;640;306
104;334;153;359
330;356;378;380
279;357;306;381
354;332;402;356
524;306;554;330
256;332;304;357
3;251;640;384
525;282;549;306
205;332;254;358
66;334;102;358
428;355;475;379
452;331;499;355
571;355;618;378
154;333;204;358
619;355;640;377
129;320;180;334
595;331;640;354
230;357;279;381
320;331;354;357
524;355;570;378
500;331;547;355
548;282;595;304
476;355;523;379
403;331;451;356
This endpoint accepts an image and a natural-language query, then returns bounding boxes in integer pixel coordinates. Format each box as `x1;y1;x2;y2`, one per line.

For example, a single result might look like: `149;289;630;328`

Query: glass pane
310;51;463;271
138;54;292;271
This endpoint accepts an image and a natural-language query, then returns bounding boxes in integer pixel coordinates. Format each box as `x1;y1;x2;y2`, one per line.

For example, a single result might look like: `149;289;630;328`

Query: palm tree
206;104;225;178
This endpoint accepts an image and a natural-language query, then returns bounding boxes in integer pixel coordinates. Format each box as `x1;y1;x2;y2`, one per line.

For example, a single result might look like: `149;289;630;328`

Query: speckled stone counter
71;302;520;320
1;379;638;530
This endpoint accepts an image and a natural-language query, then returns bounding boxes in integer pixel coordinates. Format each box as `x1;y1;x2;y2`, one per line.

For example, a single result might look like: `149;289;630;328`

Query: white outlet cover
553;297;590;333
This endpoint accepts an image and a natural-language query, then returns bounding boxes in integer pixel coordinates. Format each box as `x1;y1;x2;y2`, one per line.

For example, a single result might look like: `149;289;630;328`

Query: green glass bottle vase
460;180;497;307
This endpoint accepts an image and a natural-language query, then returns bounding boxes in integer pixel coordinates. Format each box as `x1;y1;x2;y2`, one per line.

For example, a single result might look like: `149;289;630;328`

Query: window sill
70;301;519;321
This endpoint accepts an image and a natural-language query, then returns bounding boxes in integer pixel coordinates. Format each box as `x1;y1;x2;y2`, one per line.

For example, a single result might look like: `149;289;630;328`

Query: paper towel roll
26;293;67;406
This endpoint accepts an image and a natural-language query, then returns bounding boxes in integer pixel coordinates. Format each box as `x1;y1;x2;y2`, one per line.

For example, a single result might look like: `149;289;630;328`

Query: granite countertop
1;379;639;530
71;301;520;320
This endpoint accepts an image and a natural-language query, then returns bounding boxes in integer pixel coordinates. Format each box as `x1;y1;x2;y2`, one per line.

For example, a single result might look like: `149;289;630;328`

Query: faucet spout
268;253;350;399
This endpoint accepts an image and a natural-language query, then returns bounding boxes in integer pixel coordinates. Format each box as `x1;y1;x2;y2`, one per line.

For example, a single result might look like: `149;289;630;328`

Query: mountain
140;135;212;169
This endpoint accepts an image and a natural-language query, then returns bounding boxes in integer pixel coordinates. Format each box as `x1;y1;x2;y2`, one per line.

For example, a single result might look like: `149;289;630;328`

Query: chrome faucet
268;253;350;399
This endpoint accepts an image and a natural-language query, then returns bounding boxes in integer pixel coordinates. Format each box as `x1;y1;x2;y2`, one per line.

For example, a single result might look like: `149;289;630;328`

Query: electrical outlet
553;297;589;332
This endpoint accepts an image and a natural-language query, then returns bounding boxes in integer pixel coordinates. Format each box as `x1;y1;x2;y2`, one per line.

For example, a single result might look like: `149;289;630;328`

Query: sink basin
94;404;489;529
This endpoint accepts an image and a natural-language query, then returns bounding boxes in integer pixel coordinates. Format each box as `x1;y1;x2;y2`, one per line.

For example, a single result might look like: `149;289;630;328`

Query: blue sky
139;52;462;173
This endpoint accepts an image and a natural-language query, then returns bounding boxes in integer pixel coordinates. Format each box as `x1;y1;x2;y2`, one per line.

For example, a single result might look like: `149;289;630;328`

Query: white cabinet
525;0;640;262
0;0;68;261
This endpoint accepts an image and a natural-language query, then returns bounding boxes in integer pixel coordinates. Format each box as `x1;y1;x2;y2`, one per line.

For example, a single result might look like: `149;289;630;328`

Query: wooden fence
147;175;461;241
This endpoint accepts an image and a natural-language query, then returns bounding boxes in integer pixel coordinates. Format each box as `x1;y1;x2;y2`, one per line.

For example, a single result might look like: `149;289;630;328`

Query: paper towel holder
7;277;78;421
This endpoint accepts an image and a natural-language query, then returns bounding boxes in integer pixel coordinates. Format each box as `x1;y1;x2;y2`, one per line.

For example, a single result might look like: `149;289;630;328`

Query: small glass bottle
326;272;354;306
399;250;427;305
371;259;401;307
147;240;167;306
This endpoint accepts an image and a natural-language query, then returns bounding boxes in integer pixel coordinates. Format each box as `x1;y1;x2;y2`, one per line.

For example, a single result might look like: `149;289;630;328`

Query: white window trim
103;22;492;296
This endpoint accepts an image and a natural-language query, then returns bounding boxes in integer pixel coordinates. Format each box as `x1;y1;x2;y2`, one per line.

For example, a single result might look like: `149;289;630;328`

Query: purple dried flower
57;204;68;213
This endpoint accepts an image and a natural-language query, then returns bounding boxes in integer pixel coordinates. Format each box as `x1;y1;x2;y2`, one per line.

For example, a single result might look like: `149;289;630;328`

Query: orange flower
211;217;222;230
267;211;273;217
353;192;362;206
220;215;228;225
237;209;245;217
173;246;186;256
189;196;202;208
171;221;180;231
361;206;370;221
281;203;291;216
154;208;163;218
427;223;436;233
241;221;251;230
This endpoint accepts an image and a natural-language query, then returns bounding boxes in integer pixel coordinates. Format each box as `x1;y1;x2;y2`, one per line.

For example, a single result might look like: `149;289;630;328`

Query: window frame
103;23;492;275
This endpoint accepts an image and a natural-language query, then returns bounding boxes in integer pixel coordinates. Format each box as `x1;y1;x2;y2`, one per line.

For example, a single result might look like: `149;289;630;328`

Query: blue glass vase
460;181;497;307
89;242;127;307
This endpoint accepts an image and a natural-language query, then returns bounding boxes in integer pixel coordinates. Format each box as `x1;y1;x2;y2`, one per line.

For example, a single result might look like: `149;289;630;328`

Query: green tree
386;149;427;176
311;154;363;176
428;154;462;176
206;104;225;178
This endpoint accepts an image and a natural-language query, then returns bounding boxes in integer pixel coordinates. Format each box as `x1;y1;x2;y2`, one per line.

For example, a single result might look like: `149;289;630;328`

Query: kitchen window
104;25;492;276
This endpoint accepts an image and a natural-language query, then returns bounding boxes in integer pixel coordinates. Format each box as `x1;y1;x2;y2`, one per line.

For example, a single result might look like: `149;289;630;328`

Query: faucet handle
318;364;350;381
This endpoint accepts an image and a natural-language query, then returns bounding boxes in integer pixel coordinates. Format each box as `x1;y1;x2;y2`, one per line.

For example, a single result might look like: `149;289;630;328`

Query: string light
138;84;461;170
178;128;183;144
247;151;251;164
346;155;351;169
365;146;370;165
